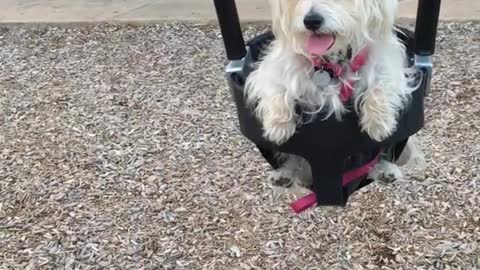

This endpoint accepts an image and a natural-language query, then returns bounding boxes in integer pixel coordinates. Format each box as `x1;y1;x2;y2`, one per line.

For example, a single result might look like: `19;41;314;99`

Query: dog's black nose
303;13;324;31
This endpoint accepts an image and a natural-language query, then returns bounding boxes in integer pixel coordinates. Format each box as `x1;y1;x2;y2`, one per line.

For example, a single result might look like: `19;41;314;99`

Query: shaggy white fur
245;0;422;186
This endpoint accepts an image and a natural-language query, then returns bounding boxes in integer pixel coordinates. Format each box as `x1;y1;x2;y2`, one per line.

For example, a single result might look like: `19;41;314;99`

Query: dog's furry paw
268;170;294;188
360;112;396;142
263;120;296;145
359;87;399;142
369;160;403;184
376;170;400;183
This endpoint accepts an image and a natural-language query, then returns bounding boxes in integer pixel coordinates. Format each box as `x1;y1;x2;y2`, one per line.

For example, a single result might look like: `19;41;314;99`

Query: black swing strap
213;0;246;61
414;0;442;56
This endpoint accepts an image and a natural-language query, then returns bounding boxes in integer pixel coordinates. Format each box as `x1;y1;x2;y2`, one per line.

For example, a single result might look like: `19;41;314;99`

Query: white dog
245;0;422;187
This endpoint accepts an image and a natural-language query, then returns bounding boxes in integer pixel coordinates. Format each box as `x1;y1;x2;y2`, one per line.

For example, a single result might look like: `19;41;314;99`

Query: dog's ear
356;0;398;41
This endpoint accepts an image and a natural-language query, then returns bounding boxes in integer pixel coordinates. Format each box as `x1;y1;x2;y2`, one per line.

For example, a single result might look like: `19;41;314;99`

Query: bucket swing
213;0;441;213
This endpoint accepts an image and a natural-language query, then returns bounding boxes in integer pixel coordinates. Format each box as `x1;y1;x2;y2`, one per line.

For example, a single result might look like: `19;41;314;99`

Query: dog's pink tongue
306;34;335;56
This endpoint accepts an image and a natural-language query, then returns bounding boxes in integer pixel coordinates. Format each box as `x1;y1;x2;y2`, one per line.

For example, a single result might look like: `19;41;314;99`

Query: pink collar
311;47;369;102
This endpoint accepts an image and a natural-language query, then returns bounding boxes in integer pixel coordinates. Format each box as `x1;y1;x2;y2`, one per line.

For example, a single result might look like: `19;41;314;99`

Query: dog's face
270;0;398;57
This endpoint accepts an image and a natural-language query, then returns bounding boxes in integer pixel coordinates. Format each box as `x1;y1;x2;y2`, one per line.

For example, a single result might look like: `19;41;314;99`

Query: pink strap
311;47;369;102
339;47;369;101
290;193;317;214
290;151;380;214
320;61;343;77
349;47;369;72
340;83;354;102
342;151;380;186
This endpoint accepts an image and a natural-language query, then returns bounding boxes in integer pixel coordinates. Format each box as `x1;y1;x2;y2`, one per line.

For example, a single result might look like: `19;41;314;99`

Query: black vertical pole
213;0;247;61
414;0;442;56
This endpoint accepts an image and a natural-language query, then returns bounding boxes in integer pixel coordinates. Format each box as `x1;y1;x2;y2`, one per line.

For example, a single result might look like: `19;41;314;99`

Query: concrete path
0;0;478;24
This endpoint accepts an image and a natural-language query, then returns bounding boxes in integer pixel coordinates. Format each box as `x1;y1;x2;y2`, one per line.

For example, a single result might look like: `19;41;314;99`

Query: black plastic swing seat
234;27;421;151
213;0;441;210
227;28;423;207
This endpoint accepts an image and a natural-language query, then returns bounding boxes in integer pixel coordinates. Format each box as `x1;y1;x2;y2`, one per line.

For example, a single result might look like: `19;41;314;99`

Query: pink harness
311;47;369;102
290;47;378;214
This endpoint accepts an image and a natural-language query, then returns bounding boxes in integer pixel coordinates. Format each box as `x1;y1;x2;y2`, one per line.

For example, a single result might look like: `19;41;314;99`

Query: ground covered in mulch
0;22;479;270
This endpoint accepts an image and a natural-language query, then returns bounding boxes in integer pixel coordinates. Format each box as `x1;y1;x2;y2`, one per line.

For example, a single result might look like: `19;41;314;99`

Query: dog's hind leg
269;154;312;188
395;136;425;168
368;159;403;184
